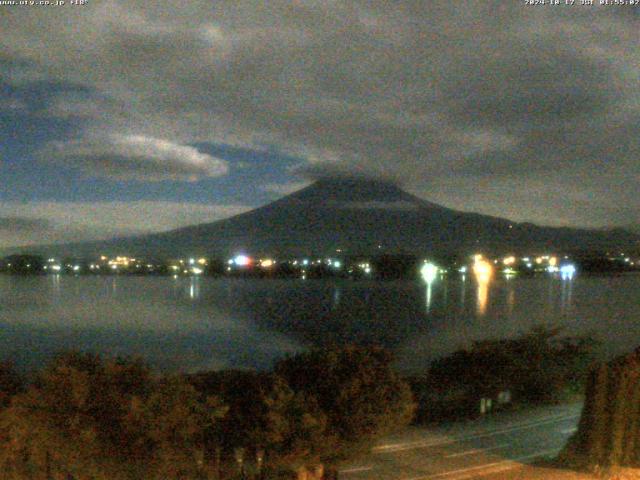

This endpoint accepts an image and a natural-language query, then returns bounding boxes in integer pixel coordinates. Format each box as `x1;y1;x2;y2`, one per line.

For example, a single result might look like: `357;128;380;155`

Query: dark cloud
0;202;250;249
0;217;49;233
0;1;638;227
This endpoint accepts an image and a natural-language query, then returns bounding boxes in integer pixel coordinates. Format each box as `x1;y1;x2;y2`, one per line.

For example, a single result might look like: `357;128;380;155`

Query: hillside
15;178;640;258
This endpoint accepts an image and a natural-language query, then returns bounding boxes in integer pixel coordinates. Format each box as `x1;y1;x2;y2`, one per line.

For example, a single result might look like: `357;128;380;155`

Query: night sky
1;1;639;248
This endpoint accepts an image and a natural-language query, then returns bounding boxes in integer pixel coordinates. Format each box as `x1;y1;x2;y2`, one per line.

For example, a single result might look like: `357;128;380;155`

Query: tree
0;352;228;479
140;377;228;479
0;352;151;478
189;370;329;471
428;326;600;407
560;347;640;469
275;346;416;459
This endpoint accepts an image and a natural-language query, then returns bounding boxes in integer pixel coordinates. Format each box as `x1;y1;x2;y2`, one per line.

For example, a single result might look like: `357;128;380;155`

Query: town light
233;255;251;266
420;262;439;283
560;264;576;279
473;257;493;283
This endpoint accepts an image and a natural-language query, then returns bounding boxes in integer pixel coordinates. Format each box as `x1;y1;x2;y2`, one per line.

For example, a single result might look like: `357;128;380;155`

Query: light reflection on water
425;281;433;313
0;274;638;374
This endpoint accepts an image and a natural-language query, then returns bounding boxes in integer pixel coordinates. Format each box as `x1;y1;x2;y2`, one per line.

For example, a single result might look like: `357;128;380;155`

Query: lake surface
1;273;638;373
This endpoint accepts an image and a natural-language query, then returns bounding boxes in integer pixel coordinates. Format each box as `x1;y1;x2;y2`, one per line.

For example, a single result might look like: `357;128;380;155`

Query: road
339;402;583;480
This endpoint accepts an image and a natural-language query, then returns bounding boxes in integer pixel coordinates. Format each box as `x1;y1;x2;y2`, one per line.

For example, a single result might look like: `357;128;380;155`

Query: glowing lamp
234;255;251;266
473;258;493;283
421;262;439;283
503;256;516;266
560;264;576;279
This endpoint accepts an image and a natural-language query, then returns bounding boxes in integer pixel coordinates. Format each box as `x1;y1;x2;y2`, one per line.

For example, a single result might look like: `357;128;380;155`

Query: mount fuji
24;177;640;258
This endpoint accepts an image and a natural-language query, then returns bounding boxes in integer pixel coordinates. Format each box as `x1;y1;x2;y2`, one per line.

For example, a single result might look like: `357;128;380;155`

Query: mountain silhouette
20;177;640;258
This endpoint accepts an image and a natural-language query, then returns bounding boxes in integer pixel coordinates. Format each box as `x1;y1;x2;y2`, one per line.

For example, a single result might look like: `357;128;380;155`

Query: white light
191;267;203;275
333;260;342;269
458;266;467;273
302;259;309;266
560;264;576;279
420;262;439;283
72;265;80;272
189;258;195;265
234;255;251;266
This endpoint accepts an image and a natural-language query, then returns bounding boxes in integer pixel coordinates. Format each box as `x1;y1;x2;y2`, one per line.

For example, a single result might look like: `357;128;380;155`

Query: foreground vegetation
0;327;602;479
410;327;600;422
560;347;640;472
0;347;415;480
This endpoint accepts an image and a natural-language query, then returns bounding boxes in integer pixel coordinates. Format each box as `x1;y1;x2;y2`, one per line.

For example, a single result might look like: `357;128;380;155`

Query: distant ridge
9;178;640;258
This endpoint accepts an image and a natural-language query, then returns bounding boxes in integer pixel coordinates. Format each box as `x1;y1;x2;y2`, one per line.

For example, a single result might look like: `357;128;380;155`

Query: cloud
262;181;311;195
0;216;50;233
43;135;229;181
418;172;640;229
0;98;27;113
0;201;250;249
0;2;639;225
39;91;105;120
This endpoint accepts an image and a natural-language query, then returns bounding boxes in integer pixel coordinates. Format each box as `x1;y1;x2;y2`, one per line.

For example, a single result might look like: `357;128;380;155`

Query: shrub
275;345;416;459
428;326;599;407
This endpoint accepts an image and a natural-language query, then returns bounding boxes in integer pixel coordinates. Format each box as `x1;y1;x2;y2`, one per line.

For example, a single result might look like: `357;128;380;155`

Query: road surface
339;402;582;480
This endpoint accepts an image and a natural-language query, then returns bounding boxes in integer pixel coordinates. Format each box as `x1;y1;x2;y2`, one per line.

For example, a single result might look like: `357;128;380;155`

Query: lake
1;273;638;373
